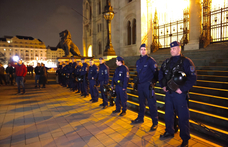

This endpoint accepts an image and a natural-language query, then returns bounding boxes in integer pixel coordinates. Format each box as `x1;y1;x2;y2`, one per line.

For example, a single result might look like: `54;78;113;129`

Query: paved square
0;80;222;147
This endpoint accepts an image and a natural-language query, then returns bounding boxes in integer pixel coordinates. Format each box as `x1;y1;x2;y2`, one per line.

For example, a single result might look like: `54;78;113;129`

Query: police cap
140;43;146;48
116;56;124;61
170;41;181;48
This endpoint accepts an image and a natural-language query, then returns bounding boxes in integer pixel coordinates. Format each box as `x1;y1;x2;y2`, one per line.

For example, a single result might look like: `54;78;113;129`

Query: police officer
80;58;89;97
75;61;82;93
131;43;159;131
88;59;99;102
64;61;71;88
98;57;110;108
111;56;129;116
159;41;196;147
70;60;77;92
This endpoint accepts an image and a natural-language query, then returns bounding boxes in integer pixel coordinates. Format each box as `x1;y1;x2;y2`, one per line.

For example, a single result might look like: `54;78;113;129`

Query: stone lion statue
56;30;81;57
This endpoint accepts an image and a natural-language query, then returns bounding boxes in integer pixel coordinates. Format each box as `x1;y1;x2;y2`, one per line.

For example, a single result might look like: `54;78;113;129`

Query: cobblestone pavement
0;80;222;147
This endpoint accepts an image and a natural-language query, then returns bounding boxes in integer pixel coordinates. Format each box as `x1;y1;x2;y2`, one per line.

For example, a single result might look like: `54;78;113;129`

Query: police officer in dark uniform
70;60;77;91
98;57;110;108
111;56;129;116
75;61;82;93
80;58;89;97
88;59;99;102
131;43;159;131
64;61;72;88
61;62;67;87
159;41;196;147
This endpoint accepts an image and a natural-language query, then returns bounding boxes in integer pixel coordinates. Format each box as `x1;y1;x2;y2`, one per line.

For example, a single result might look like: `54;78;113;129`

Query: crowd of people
0;60;48;94
56;41;196;147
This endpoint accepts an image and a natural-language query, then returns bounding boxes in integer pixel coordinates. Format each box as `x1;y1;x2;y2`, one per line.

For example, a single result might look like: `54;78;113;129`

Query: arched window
127;21;131;45
98;0;101;15
98;42;102;54
132;19;136;44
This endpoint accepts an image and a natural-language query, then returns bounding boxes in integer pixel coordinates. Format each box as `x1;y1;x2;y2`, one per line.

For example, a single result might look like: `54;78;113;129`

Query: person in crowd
35;63;41;88
131;43;159;132
39;63;47;88
98;57;110;108
12;60;27;94
0;63;7;85
159;41;197;147
88;59;99;102
80;58;89;97
6;63;15;85
111;56;129;116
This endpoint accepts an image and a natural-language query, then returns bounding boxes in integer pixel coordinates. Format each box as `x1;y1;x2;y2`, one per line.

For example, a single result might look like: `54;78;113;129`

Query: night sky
0;0;83;53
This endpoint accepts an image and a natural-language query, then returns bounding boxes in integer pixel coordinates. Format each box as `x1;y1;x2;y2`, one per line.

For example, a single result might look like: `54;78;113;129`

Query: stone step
195;80;228;89
126;97;228;144
126;92;228;130
127;87;228;118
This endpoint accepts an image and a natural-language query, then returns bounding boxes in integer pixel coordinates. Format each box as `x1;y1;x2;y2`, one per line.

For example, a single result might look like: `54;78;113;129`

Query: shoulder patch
154;63;158;68
190;66;195;72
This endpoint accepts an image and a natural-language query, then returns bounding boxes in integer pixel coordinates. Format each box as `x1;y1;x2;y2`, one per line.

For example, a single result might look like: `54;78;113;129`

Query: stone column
185;0;201;50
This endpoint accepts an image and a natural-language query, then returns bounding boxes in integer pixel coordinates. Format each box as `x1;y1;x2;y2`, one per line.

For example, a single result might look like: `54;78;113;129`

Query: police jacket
80;63;88;77
35;66;41;75
98;63;109;84
136;55;158;84
111;65;129;89
72;62;77;68
158;55;197;93
56;65;62;75
88;64;98;80
74;65;81;77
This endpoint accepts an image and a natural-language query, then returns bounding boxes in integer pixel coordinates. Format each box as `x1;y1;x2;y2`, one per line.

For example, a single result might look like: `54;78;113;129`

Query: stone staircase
105;42;228;144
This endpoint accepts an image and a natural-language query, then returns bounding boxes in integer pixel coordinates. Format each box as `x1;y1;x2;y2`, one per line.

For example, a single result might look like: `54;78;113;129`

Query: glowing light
88;45;92;57
13;56;19;62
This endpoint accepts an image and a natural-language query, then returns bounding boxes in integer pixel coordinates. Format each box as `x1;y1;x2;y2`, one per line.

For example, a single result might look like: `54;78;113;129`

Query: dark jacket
0;66;4;75
6;66;14;74
35;66;41;75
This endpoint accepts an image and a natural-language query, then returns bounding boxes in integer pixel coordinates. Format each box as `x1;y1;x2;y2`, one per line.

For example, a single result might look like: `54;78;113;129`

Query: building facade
0;36;47;65
46;46;65;61
83;0;228;57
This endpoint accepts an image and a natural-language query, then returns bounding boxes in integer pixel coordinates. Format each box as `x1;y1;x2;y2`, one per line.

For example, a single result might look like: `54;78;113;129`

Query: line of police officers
56;41;196;147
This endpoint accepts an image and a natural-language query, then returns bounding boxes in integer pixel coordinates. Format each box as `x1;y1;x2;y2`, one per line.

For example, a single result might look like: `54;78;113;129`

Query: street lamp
103;0;116;56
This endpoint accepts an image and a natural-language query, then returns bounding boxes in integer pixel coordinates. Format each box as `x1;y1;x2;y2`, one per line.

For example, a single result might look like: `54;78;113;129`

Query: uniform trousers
137;82;158;125
115;85;127;112
81;77;88;96
165;91;190;141
99;82;108;106
89;80;98;101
